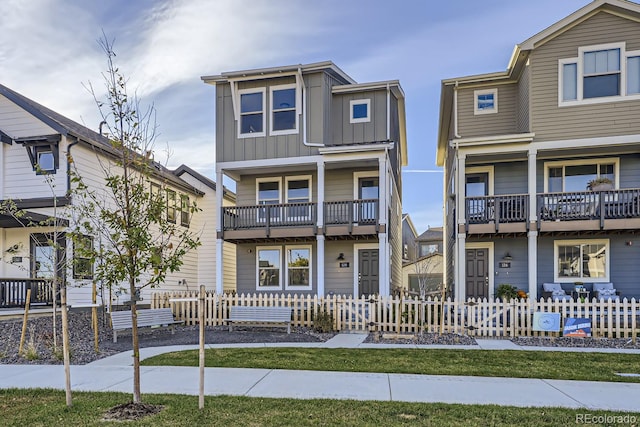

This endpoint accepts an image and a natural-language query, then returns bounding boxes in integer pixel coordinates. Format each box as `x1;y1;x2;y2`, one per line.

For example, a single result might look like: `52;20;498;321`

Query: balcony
464;189;640;234
465;194;529;234
221;199;381;242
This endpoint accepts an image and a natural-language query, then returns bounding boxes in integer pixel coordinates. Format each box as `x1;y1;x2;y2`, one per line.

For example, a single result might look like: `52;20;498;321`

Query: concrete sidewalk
1;333;639;412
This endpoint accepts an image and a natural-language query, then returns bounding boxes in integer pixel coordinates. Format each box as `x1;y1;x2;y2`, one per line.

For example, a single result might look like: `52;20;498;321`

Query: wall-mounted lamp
626;241;633;246
502;252;513;261
337;253;345;261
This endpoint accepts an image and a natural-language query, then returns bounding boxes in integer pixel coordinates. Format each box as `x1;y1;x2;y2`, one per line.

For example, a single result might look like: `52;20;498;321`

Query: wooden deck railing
466;194;528;224
538;188;640;223
0;278;53;308
152;292;639;339
324;199;378;225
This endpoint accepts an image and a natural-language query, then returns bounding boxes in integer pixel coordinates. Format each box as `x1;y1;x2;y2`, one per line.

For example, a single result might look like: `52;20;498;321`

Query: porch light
337;253;345;261
502;253;513;261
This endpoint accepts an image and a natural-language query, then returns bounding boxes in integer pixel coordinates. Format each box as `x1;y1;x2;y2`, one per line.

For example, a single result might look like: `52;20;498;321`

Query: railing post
599;192;605;229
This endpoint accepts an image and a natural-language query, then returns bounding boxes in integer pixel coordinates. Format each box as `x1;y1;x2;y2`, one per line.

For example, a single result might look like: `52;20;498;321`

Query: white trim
285;245;312;290
465;165;494;196
556;41;640;107
473;88;498;115
256;246;283;290
269;84;299;136
542;157;619;192
284;175;312;203
238;87;266;138
465;242;495;299
353;243;379;297
350;99;371;123
451;133;535;148
256;177;282;204
553;239;610;283
353;171;379;200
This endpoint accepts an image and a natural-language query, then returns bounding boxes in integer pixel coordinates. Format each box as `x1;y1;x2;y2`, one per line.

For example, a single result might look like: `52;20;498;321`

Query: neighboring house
202;61;407;297
401;252;443;297
0;84;231;307
437;0;640;301
401;213;418;264
415;226;443;258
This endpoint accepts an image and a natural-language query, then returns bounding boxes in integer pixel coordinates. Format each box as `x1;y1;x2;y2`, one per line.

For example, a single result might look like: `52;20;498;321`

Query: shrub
313;308;335;333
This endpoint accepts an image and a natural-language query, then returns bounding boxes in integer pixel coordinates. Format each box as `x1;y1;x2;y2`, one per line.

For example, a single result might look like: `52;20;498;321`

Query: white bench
225;306;292;334
110;308;183;343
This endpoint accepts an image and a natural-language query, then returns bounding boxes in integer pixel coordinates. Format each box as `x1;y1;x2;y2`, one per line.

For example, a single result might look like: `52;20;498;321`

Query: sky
0;0;590;233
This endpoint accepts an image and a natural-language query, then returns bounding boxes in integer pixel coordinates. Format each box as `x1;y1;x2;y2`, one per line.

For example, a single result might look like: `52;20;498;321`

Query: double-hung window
559;42;640;105
257;247;281;289
270;85;297;135
285;176;311;223
180;195;190;227
257;178;281;223
166;189;177;223
286;246;311;289
239;88;265;137
554;239;609;282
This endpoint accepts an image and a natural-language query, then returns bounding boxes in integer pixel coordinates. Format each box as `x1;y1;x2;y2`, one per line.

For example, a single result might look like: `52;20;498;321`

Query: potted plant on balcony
587;177;614;191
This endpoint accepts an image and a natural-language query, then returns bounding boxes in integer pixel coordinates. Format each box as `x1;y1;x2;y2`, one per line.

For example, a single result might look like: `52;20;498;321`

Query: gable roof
436;0;640;166
0;83;203;196
173;164;236;202
416;227;443;241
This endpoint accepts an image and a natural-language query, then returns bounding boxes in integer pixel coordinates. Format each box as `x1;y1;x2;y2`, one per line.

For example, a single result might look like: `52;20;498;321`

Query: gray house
203;61;407;296
437;0;640;301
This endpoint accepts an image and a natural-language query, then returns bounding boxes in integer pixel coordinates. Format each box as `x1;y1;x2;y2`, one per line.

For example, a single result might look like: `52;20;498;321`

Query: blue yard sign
563;317;592;337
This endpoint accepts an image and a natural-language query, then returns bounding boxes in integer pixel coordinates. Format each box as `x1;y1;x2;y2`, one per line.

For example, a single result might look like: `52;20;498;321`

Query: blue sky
0;0;589;233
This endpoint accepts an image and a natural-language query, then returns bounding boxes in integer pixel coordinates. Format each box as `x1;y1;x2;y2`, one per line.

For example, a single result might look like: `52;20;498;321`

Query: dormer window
270;85;297;135
18;135;60;175
239;88;265;137
474;89;497;115
350;99;370;123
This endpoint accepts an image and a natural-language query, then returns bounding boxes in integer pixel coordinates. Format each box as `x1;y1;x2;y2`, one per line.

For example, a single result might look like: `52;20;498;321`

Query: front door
466;248;488;299
358;249;379;296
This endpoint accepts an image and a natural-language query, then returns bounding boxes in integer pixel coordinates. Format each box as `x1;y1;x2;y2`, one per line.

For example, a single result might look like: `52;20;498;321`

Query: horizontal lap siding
494;239;528;292
495;161;528;195
531;12;640;141
457;84;517;138
0;95;56;138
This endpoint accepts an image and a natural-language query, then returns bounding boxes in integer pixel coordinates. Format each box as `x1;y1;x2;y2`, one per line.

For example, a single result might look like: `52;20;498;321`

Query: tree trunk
130;278;141;403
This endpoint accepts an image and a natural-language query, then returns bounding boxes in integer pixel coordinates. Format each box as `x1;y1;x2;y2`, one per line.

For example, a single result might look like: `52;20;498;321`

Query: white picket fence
151;291;639;339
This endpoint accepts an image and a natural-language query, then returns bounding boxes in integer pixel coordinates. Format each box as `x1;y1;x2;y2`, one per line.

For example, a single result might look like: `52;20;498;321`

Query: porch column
215;169;224;294
455;152;466;301
378;155;389;296
527;149;538;301
316;160;325;297
316;235;325;297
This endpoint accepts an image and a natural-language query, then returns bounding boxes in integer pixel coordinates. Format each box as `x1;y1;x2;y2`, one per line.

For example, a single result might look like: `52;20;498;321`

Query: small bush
313;308;335;333
23;329;39;361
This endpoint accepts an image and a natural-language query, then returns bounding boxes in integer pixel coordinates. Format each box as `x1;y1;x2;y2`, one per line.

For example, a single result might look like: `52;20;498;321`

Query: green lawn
142;348;640;383
2;388;637;426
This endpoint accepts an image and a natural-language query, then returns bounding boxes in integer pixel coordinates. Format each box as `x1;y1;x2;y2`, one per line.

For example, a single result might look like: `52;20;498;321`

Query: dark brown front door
359;249;379;296
466;248;488;299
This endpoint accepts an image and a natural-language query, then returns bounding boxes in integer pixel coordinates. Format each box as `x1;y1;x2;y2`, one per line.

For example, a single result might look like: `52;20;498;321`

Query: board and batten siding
331;89;388;145
457;84;518;138
216;72;334;163
530;11;640;142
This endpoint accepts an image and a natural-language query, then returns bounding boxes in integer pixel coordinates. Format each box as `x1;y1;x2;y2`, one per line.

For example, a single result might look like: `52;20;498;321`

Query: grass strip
1;388;637;426
142;347;640;383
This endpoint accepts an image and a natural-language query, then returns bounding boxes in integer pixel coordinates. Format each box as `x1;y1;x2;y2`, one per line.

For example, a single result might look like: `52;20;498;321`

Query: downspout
299;67;324;147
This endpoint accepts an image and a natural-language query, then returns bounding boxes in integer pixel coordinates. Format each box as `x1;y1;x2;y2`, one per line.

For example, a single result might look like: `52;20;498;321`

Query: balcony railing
0;278;53;308
466;194;529;225
324;199;379;225
538;188;640;222
222;199;379;231
465;189;640;228
223;202;317;230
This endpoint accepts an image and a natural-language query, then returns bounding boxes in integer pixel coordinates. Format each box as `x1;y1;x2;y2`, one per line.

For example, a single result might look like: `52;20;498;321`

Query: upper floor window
180;195;191;227
166;189;177;223
22;138;60;175
350;99;370;123
270;85;297;135
559;42;640;105
239;88;265;137
473;89;498;115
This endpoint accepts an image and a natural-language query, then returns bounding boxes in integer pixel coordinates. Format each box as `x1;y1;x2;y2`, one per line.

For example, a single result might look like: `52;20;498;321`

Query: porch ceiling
0;211;68;228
